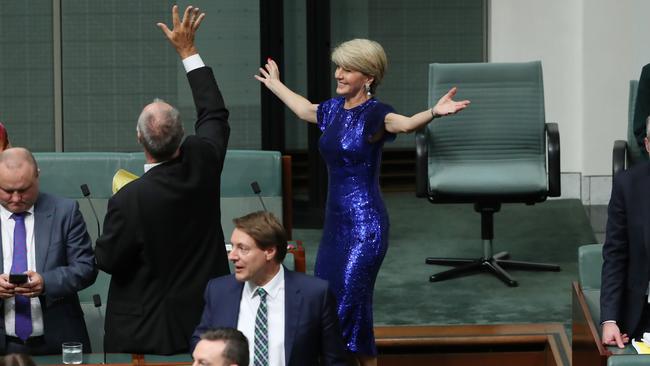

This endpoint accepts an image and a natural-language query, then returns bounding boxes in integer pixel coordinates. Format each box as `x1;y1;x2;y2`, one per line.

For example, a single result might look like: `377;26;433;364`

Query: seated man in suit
193;328;249;366
602;115;650;347
0;148;97;354
192;211;348;366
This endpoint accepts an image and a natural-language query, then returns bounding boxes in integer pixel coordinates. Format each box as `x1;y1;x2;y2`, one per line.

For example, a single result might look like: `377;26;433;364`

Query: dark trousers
5;336;57;355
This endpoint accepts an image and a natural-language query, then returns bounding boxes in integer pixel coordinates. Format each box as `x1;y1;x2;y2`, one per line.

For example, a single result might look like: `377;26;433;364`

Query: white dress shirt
1;205;44;337
237;266;286;366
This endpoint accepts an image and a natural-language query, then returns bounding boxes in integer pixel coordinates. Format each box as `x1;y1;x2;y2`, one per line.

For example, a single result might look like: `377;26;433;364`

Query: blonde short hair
331;39;387;94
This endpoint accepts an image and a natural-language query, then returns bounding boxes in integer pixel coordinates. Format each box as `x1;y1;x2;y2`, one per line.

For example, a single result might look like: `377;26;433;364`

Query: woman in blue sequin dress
255;39;469;366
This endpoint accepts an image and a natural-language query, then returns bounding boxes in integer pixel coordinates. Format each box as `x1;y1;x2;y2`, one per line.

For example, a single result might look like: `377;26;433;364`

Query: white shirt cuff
182;54;205;73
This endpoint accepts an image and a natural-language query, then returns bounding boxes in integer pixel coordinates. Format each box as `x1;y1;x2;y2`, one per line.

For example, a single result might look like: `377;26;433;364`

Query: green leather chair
573;244;645;365
613;80;641;176
607;355;650;365
578;244;603;324
416;61;561;287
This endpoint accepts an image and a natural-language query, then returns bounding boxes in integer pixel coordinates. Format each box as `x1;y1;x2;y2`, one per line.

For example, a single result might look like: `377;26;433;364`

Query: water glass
62;342;83;364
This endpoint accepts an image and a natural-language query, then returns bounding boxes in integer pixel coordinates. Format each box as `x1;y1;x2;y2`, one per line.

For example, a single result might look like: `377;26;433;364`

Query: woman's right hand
254;58;281;88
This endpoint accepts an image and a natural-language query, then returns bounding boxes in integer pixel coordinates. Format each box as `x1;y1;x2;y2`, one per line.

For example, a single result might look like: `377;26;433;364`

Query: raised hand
157;5;205;59
432;87;470;117
254;58;281;88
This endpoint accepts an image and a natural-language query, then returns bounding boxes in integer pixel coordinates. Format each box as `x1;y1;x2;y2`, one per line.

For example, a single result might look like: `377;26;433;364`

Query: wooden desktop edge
571;281;610;366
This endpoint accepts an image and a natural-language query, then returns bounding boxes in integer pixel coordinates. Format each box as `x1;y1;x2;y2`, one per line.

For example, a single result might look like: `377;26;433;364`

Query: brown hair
233;211;287;263
200;328;249;366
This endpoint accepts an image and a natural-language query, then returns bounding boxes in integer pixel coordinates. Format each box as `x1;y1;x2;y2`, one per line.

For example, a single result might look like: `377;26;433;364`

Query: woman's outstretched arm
255;58;318;124
384;87;470;134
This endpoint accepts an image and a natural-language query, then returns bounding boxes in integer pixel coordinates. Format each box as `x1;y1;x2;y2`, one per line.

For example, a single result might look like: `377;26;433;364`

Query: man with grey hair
136;97;184;162
0;148;96;354
95;5;231;354
192;328;249;366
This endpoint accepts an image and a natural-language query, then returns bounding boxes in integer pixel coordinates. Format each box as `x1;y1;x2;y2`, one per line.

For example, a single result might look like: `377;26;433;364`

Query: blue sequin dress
314;96;395;356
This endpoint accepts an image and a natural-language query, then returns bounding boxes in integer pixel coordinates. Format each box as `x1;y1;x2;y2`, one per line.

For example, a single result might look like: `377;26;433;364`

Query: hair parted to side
233;211;287;263
200;328;249;366
331;38;388;95
137;98;184;161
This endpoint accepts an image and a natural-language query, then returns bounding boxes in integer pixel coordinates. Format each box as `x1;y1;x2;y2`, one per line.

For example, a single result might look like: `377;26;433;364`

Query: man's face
0;164;39;213
228;228;275;285
192;339;231;366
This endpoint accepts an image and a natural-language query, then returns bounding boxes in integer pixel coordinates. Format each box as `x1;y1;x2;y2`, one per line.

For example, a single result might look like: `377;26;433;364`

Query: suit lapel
225;278;244;328
283;269;302;365
33;194;54;273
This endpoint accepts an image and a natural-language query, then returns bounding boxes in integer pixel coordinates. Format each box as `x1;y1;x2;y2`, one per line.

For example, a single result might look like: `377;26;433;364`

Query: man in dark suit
0;148;97;354
601;115;650;347
191;211;348;366
95;5;230;355
633;63;650;159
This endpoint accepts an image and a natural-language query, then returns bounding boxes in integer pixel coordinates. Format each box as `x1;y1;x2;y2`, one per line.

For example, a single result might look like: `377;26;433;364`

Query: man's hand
157;5;205;59
602;322;629;348
0;274;16;299
14;270;44;298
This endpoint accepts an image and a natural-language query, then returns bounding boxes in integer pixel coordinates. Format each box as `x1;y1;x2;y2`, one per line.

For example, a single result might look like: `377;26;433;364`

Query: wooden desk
571;281;636;366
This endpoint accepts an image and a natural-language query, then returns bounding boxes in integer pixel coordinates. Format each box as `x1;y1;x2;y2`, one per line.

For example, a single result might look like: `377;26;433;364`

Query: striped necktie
253;287;268;366
11;212;32;341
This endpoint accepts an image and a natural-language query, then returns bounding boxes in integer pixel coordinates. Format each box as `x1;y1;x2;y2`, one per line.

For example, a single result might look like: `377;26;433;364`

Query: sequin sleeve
372;101;397;143
317;97;339;132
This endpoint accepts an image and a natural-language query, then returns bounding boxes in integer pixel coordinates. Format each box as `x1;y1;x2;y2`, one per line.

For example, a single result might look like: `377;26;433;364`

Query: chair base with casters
425;202;561;287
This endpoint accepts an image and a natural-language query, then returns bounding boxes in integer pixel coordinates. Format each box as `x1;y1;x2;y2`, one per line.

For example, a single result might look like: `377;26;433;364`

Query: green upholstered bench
33;150;287;354
572;244;645;366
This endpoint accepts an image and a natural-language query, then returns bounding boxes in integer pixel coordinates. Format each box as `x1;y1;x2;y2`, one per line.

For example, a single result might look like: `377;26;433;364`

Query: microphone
250;181;267;212
80;184;101;238
92;294;107;364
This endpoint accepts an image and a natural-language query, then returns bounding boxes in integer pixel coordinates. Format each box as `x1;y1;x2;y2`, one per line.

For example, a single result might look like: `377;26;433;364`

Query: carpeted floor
293;192;596;328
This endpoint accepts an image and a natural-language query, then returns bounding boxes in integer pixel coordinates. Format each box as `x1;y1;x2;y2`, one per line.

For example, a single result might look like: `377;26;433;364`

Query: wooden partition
571;281;610;366
376;323;569;366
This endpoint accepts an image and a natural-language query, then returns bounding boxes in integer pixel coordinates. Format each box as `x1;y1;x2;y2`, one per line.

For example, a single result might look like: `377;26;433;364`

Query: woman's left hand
432;87;470;117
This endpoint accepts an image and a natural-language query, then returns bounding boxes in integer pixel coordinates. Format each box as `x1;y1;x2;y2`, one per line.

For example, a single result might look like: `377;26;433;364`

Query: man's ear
645;137;650;155
265;246;277;261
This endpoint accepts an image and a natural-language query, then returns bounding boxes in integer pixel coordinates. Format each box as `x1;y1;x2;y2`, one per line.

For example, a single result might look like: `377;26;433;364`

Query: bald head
137;99;184;162
0;147;38;176
0;147;40;213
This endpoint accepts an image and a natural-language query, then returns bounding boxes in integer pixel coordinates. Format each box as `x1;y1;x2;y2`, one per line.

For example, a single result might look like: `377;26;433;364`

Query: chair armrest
612;140;628;178
415;127;429;198
546;123;561;197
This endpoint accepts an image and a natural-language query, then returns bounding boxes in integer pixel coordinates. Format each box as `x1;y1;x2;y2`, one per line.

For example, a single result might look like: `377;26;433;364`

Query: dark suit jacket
633;63;650;160
601;161;650;337
0;192;97;354
191;269;348;366
95;66;230;355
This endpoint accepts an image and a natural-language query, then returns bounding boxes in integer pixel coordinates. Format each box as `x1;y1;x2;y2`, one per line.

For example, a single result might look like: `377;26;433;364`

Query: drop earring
365;84;371;97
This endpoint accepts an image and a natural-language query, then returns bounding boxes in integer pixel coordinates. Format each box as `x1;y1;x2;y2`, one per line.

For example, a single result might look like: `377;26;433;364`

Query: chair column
476;203;500;259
